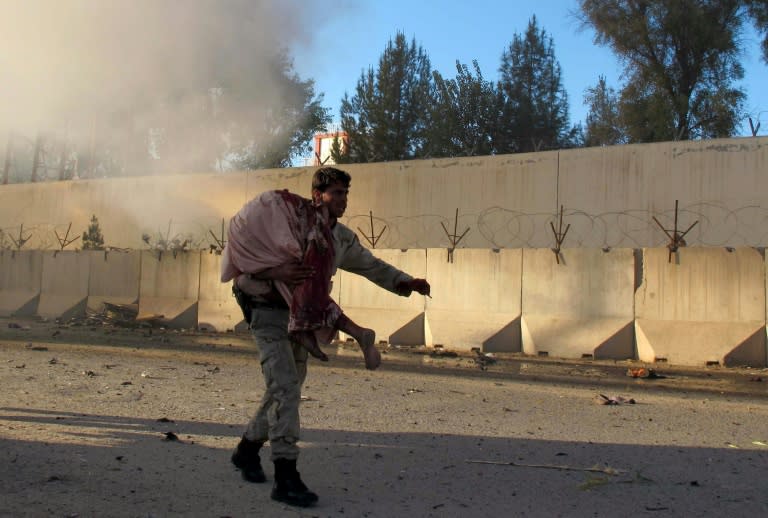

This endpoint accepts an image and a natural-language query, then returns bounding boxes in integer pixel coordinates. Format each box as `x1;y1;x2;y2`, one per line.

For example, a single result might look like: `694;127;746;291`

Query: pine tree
427;60;498;158
339;32;433;162
583;76;626;146
497;16;574;154
82;215;105;250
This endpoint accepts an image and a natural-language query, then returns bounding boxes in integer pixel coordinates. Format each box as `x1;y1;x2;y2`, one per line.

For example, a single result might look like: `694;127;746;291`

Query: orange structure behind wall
312;131;349;166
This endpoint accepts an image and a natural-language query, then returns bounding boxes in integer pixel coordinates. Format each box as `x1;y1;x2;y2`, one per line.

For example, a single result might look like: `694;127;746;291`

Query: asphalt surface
1;319;767;517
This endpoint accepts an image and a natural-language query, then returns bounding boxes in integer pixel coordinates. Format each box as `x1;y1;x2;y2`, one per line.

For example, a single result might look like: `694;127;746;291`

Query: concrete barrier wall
337;249;426;345
425;248;522;352
138;250;201;329
557;139;768;248
635;247;766;367
1;245;767;367
87;250;141;312
198;252;245;332
0;250;42;316
521;248;636;360
38;251;91;319
2;137;767;251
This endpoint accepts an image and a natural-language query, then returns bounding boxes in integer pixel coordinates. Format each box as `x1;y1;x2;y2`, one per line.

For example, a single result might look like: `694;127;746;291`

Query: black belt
232;285;288;323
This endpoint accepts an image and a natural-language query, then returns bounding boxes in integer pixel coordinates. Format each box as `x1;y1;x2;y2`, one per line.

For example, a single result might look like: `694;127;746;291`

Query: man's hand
255;262;315;287
396;278;431;297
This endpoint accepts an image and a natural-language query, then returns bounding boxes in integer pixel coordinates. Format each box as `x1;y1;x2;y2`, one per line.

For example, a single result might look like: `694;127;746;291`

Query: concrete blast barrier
338;249;426;345
198;252;246;332
0;250;43;316
87;250;141;312
635;247;766;367
38;251;91;320
138;251;201;329
425;248;522;352
521;248;635;360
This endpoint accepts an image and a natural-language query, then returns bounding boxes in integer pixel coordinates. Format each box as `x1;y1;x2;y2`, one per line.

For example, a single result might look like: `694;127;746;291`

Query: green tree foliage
329;134;351;164
579;0;746;141
339;33;433;162
225;51;331;170
745;0;768;63
497;16;575;154
427;60;498;157
583;75;626;146
82;215;105;250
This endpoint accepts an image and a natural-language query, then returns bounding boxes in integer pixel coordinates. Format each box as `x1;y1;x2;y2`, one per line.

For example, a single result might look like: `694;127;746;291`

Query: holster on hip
232;284;252;324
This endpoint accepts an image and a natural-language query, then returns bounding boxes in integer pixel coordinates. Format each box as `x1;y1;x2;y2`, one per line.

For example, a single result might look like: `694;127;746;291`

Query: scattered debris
579;475;610;491
465;459;625;475
472;348;497;370
82;370;96;377
429;348;458;358
8;322;30;330
626;367;663;379
597;394;636;405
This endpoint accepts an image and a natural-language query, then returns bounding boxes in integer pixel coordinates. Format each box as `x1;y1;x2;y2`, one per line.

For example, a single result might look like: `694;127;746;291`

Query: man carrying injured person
221;166;431;507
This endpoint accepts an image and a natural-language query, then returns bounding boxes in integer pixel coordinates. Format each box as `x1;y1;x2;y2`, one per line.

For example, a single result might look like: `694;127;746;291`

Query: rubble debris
597;394;636;405
429;348;458;358
8;322;30;330
472;348;497;369
51;302;180;331
465;459;625;475
626;367;663;379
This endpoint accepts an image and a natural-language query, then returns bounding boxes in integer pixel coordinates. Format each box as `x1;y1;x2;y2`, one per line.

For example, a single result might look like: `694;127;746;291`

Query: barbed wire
4;200;768;251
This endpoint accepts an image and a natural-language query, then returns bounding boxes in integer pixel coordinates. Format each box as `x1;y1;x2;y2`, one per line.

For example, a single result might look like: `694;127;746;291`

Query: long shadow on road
1;407;766;517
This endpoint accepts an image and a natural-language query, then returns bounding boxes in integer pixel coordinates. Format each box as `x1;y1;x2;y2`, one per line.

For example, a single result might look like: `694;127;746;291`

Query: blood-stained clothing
222;190;342;340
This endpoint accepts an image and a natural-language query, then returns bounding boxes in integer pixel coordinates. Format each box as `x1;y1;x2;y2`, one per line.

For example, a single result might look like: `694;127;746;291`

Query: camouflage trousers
243;306;308;461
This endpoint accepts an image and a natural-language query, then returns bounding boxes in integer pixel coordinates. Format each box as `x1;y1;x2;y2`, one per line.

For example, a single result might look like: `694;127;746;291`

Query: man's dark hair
312;167;351;192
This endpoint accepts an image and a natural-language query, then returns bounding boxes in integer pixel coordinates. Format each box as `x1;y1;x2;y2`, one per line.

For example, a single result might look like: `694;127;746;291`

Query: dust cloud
0;0;331;178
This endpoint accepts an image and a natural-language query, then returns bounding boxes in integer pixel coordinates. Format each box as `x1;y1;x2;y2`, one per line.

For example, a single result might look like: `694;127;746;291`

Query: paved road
0;327;766;517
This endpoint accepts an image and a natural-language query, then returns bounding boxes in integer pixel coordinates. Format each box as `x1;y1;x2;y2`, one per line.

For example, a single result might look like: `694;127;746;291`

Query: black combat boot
271;458;319;507
231;435;266;483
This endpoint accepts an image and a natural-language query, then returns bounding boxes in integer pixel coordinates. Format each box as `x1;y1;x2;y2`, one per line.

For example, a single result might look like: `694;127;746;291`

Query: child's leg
336;314;380;370
289;330;329;362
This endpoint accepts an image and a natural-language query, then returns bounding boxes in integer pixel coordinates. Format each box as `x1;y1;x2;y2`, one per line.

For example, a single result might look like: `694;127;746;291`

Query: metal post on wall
30;134;43;182
2;133;12;185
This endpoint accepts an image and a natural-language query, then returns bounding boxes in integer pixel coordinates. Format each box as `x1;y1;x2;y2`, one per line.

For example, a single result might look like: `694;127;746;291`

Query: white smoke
0;0;329;176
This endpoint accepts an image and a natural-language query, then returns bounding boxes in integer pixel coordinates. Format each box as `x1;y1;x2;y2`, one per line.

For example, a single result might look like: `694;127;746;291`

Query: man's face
314;181;349;218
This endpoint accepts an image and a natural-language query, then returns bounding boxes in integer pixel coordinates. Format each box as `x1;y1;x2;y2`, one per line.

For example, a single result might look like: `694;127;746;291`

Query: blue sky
294;0;768;137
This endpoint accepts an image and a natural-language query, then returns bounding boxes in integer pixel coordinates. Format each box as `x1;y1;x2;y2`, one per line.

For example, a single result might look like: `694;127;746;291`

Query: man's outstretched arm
333;224;430;297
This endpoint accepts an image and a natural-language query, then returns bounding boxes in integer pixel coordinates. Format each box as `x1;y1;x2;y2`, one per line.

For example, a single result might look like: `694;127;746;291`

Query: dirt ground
1;316;767;517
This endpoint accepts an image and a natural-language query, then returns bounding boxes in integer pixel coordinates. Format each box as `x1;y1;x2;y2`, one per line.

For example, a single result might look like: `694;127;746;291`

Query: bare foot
290;331;328;362
357;329;380;370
